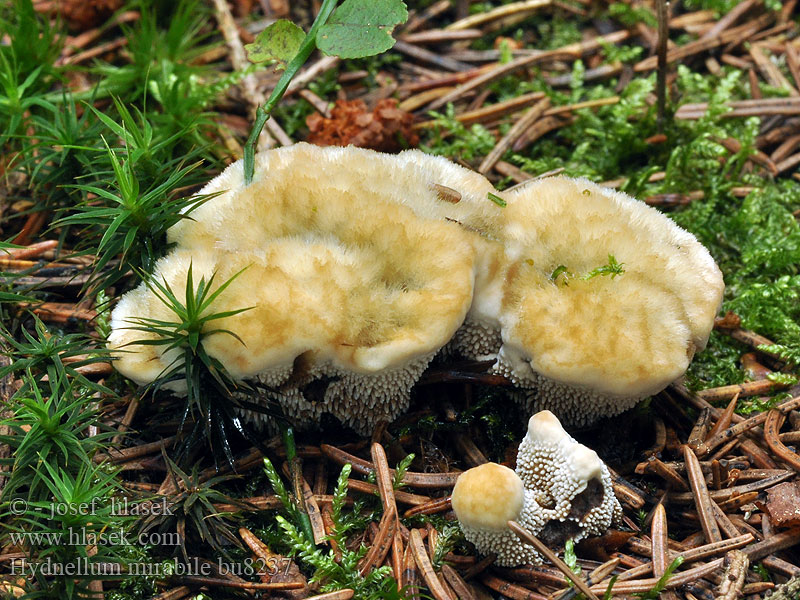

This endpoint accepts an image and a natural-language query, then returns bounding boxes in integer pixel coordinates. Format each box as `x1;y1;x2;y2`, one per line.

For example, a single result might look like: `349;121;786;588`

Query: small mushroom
451;410;621;566
451;462;546;566
489;176;724;425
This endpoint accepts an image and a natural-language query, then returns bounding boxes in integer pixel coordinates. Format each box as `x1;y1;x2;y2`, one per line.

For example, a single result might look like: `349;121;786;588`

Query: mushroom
109;143;497;433
109;146;724;433
451;462;546;566
488;176;724;425
451;410;621;566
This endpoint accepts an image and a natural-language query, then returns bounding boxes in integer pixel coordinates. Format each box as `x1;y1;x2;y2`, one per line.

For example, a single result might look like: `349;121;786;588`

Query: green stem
243;0;339;185
282;425;316;545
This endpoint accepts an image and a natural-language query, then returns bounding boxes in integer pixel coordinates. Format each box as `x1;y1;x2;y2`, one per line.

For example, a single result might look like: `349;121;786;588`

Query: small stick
558;558;622;600
738;437;777;470
764;409;800;472
459;553;495;580
413;91;546;128
441;565;476;600
149;587;192;600
358;511;397;576
3;240;58;259
709;500;741;539
210;0;277;149
346;479;430;505
321;505;342;560
403;496;452;518
305;591;355;600
479;573;548;600
402;539;421;599
391;531;404;588
651;503;670;577
445;0;551;31
94;436;175;463
508;521;599;600
510;115;567;152
696;379;791;402
112;396;139;445
637;457;689;490
410;529;454;600
428;32;629;111
696;395;800;457
478;97;551;173
616;534;754;582
635;14;774;72
706;394;739;441
688;408;713;452
393;40;473;72
300;477;327;545
169;576;303;590
684;446;722;543
743;527;800;562
655;0;669;129
590;559;725;594
400;29;483;44
320;444;460;488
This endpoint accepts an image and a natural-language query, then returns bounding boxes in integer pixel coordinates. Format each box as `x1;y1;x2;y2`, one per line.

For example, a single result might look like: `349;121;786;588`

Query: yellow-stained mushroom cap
451;463;525;531
451;463;545;566
109;144;494;433
492;176;724;424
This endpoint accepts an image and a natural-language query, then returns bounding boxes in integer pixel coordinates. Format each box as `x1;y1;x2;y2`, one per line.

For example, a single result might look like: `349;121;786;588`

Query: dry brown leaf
307;99;419;152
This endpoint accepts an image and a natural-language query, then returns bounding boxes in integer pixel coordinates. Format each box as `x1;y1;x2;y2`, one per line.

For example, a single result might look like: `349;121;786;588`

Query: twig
478;97;550;173
656;0;669;129
480;573;548;600
508;521;600;600
764;409;800;472
428;31;629;111
211;0;277;149
410;529;455;600
716;550;748;600
696;395;800;457
445;0;551;31
684;445;722;543
651;503;670;577
320;444;460;488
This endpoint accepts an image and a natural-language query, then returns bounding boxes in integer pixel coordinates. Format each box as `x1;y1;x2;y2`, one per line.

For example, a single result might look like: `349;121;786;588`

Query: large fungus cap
492;177;724;421
109;144;498;432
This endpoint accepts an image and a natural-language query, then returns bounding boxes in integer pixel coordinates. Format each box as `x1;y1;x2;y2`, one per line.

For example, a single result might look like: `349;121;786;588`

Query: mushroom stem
242;0;339;185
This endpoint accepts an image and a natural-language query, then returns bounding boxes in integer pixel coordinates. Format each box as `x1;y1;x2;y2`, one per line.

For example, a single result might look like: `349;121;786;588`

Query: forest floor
1;0;800;598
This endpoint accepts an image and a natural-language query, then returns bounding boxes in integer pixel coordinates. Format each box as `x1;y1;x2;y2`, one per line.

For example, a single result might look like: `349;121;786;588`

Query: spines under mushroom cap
516;410;622;542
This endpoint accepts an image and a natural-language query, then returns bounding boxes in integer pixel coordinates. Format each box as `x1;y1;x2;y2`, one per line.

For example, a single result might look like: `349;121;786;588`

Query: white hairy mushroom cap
109;144;498;432
492;177;724;421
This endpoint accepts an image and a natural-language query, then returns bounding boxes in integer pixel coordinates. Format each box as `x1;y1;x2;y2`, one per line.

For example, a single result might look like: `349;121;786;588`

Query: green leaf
316;0;408;59
245;20;305;67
